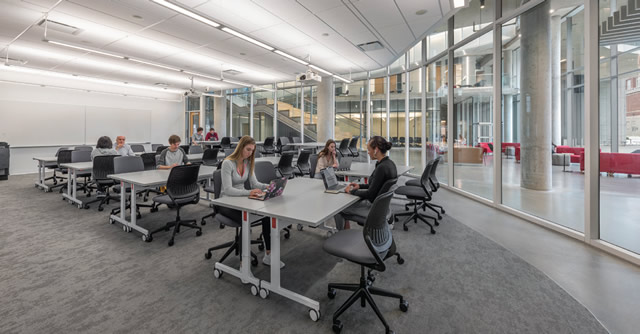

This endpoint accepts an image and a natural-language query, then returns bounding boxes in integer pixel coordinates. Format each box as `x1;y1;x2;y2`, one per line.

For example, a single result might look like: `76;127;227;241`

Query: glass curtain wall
303;85;317;142
203;96;214;134
388;73;406;163
452;30;494;200
277;82;302;140
427;56;449;185
252;88;274;142
230;91;250;138
335;79;366;144
599;0;640;254
370;77;387;142
408;68;423;170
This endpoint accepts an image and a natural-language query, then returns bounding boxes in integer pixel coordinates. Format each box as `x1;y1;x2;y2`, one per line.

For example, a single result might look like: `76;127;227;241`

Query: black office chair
277;137;296;155
338;138;351;157
156;145;168;154
74;145;93;151
295;150;311;176
254;160;279;183
149;164;202;246
111;156;153;219
52;149;73;193
394;159;439;234
342;178;398;227
84;155;119;211
348;137;359;157
140;153;163;202
151;144;163;152
203;170;260;265
260;137;276;155
130;144;145;153
309;154;318;178
44;147;70;187
202;148;219;166
179;144;190;154
324;190;407;334
230;137;239;148
404;156;446;218
276;152;295;179
189;145;204;154
220;137;232;149
71;150;93;196
292;137;301;144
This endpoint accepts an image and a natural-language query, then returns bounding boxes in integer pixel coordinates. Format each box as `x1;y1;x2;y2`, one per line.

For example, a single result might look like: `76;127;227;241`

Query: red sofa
580;152;640;175
478;142;493;154
556;146;584;164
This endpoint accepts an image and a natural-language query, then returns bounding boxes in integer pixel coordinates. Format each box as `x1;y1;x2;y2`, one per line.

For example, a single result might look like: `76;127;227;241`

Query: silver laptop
321;167;347;194
336;156;353;171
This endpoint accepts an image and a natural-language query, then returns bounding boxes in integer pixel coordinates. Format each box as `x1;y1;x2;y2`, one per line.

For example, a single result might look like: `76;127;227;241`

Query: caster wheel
213;268;222;279
205;252;212;260
437;215;442;220
200;219;206;226
397;256;405;265
430;229;436;235
297;224;303;231
309;309;320;322
250;285;259;296
86;194;91;198
136;213;142;219
122;225;128;232
109;219;114;224
219;223;225;229
251;258;258;267
259;288;269;299
403;225;408;231
326;230;334;238
168;239;174;247
98;207;104;212
284;232;290;239
441;209;446;214
196;230;202;237
435;221;440;226
84;205;90;210
258;244;264;251
143;235;152;242
150;207;158;213
332;320;343;333
400;300;409;312
327;288;336;299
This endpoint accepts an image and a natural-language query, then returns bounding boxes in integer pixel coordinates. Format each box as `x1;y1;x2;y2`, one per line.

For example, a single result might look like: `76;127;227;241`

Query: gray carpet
0;174;608;334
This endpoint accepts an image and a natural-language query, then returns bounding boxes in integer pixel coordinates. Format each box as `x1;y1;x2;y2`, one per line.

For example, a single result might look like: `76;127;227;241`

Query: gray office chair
324;190;407;334
260;137;275;155
309;154;318;178
45;147;70;187
130;144;145;153
404;156;445;218
111;156;153;219
203;170;260;265
189;145;204;154
230;137;240;148
84;155;119;211
202;148;219;166
348;137;359;157
292;137;301;144
394;159;438;234
151;144;163;152
224;149;235;157
52;149;73;193
276;152;295;179
338;138;351;157
295;150;311;176
254;160;278;183
74;145;93;151
342;178;398;227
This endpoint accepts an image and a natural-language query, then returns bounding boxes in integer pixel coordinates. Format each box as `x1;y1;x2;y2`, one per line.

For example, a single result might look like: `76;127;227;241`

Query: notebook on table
249;177;288;201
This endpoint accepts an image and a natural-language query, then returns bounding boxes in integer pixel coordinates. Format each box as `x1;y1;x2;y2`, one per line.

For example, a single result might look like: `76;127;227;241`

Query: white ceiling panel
107;35;184;60
251;23;313;50
194;0;281;33
150;14;231;48
313;7;379;46
379;24;417;53
295;0;345;13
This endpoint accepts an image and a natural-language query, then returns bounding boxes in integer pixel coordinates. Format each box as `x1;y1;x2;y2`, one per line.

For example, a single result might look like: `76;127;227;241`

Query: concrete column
213;93;227;137
316;76;333;142
551;15;562;146
463;56;476;86
503;50;513;143
520;0;552;191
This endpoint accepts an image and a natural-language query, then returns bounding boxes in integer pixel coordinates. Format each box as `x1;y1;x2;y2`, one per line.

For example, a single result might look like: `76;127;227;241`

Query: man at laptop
334;136;397;230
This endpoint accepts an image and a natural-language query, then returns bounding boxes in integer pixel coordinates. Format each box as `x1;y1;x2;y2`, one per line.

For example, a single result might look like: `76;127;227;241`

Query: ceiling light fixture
222;78;252;87
47;40;124;59
222;27;274;51
333;75;352;83
308;64;332;76
183;70;221;81
480;0;485;9
130;58;181;71
453;0;465;8
274;50;308;65
151;0;220;27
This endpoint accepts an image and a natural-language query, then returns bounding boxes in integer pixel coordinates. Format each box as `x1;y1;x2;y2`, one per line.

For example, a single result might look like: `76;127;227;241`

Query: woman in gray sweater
220;136;284;268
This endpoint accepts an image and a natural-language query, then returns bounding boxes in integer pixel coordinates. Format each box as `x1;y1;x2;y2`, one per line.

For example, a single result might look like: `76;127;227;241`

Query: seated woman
335;136;397;230
90;136;118;160
220;136;284;268
315;139;339;178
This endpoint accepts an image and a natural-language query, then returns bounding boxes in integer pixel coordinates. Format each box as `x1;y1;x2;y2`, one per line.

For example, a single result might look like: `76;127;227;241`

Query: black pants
217;206;271;251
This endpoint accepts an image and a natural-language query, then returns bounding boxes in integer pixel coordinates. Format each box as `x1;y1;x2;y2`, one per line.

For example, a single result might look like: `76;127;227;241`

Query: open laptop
336;156;353;171
249;177;288;201
320;167;347;194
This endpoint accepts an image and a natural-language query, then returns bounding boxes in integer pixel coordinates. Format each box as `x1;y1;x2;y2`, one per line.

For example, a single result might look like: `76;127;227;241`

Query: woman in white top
220;136;284;268
314;139;339;177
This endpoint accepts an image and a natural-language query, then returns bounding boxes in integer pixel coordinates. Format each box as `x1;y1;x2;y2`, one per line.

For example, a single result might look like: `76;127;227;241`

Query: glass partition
427;57;449;185
388;73;406;164
370;77;387;141
252;88;274;142
335;79;366;144
408;68;423;170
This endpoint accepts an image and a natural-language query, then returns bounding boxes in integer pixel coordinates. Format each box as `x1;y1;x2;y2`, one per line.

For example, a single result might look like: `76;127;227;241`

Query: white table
33;156;58;192
255;156;297;167
108;165;216;240
59;161;93;208
288;142;326;154
186;153;203;163
335;162;414;183
201;140;221;146
210;178;359;321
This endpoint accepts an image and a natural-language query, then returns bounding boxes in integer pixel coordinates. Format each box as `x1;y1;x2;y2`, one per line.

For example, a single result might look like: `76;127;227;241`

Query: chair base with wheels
150;194;202;246
404;178;445;218
204;214;260;266
394;198;438;234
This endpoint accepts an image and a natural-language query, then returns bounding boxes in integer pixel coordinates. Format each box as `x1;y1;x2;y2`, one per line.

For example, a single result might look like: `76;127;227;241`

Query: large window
230;91;250;138
277;83;302;140
252;87;274;142
388;73;406;164
335;79;366;144
370;77;387;140
427;56;449;185
408;68;423;170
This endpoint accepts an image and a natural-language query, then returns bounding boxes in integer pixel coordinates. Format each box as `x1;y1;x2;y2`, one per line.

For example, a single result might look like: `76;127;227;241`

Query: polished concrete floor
432;185;640;334
390;148;640;255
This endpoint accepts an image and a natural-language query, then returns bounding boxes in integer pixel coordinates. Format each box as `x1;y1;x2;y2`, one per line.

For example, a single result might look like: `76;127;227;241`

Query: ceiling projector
297;70;322;83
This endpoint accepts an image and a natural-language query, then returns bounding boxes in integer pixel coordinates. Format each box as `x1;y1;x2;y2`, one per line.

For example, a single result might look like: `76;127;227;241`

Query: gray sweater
220;159;267;197
91;148;118;161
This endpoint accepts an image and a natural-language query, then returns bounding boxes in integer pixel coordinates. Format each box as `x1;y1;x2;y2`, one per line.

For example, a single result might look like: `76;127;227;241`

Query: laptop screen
321;167;339;189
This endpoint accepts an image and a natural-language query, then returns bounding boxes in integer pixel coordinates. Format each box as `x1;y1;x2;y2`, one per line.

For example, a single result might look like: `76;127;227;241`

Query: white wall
0;82;184;175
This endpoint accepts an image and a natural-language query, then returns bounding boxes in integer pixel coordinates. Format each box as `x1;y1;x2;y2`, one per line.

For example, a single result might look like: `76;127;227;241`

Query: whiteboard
85;106;151;145
0;100;85;146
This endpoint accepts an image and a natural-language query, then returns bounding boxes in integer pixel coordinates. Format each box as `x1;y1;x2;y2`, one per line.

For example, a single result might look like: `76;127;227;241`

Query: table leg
214;210;260;286
259;217;321;321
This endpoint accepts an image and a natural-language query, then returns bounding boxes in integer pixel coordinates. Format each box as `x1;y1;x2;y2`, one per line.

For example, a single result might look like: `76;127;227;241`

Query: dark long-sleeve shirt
350;156;397;203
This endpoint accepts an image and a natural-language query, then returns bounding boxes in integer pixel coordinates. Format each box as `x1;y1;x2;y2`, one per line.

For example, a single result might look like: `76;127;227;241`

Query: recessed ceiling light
132;14;143;20
322;33;329;37
415;9;427;15
240;52;246;56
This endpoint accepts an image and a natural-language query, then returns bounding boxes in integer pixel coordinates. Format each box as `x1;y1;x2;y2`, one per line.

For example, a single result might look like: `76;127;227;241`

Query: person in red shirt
205;127;219;141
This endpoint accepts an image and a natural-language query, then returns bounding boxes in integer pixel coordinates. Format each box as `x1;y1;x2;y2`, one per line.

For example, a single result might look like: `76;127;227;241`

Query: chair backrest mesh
92;155;117;180
363;190;395;271
114;156;144;174
255;161;278;183
140;153;157;170
130;144;145;153
166;164;200;200
309;154;318;178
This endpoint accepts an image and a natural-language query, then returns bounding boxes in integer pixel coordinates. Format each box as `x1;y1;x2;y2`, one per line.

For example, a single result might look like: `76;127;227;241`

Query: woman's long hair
318;139;337;163
225;136;257;175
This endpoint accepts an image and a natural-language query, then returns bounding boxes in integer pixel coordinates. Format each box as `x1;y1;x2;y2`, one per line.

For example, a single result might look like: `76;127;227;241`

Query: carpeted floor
0;174;608;334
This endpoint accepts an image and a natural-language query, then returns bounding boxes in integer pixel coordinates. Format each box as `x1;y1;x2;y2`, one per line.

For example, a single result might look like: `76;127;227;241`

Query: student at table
157;135;189;169
220;136;283;268
91;136;118;161
335;136;397;230
205;127;218;141
114;135;135;156
192;127;204;145
315;139;339;178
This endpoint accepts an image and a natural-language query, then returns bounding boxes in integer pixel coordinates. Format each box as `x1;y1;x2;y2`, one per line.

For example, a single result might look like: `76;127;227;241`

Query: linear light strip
274;50;308;65
222;27;273;51
47;40;124;59
333;74;351;83
129;58;181;72
151;0;219;27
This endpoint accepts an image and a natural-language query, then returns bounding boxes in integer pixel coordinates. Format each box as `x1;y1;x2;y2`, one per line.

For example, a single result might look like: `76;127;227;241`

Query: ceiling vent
38;19;83;36
357;41;384;52
223;69;242;76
